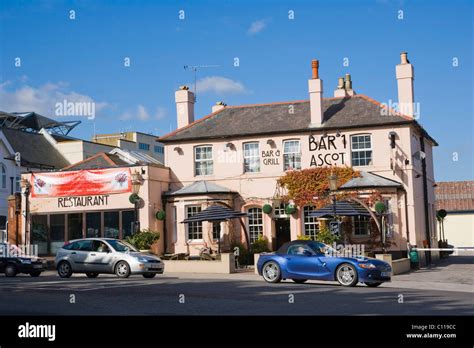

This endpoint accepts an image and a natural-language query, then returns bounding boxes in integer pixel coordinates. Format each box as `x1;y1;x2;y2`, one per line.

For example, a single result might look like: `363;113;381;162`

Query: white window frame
351;134;372;167
186;205;203;241
1;164;6;190
194;145;213;176
243;142;260;173
247;207;263;243
353;215;371;236
302;206;319;239
283;139;301;170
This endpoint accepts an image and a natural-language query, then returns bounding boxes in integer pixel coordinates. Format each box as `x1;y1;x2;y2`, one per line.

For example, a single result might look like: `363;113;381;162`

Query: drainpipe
420;136;431;264
402;188;410;245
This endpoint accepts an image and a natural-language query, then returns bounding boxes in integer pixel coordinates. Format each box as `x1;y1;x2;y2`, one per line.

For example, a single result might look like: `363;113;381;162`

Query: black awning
309;200;371;218
181;205;249;223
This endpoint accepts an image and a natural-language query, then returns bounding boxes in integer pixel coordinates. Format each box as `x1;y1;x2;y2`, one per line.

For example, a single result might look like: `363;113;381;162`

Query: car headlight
358;263;376;269
19;258;32;264
135;256;149;263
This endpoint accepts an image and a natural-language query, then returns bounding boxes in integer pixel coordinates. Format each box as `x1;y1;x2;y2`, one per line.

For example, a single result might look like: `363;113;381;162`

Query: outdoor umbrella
309;200;371;218
182;205;250;251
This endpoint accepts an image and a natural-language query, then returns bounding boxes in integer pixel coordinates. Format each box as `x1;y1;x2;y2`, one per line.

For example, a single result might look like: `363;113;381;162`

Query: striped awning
309;200;371;218
181;205;249;223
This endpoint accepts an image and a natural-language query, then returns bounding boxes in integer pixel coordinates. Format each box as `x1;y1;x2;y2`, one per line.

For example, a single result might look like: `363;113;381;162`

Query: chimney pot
311;59;319;79
212;101;227;113
400;52;409;64
337;77;345;89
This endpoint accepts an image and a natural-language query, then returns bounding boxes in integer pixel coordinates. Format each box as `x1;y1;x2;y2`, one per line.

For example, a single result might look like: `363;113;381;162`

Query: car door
87;240;114;273
285;244;322;277
68;240;93;272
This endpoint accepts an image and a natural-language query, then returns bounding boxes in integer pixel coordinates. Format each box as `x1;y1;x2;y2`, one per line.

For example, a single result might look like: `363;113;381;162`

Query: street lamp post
328;171;338;218
131;171;144;234
20;178;31;245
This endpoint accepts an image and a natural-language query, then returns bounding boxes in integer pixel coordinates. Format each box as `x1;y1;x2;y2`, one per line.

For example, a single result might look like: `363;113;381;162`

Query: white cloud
119;105;167;121
193;76;246;95
247;19;268;35
0;80;108;116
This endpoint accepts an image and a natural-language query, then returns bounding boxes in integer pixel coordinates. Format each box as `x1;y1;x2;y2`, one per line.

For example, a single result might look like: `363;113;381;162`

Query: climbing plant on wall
277;166;360;207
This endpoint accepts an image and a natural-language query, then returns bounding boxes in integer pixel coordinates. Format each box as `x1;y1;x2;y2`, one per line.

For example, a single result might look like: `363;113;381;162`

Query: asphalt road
0;269;472;315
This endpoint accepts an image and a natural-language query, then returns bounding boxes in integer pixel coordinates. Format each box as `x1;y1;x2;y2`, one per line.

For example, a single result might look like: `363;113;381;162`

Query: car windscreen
106;239;138;253
308;242;338;256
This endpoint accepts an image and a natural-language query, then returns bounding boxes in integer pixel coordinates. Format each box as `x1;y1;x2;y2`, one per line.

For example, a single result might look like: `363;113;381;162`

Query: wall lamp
267;139;276;148
389;131;397;149
225;142;235;151
173;146;183;155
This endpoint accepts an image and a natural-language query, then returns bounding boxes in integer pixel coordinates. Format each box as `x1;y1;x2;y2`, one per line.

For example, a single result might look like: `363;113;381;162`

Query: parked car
257;240;392;287
55;238;164;279
0;243;46;277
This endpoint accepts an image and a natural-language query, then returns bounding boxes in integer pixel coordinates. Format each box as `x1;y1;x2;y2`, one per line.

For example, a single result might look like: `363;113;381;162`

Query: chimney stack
396;52;415;118
334;74;355;97
212;101;227;113
175;85;195;129
308;59;324;127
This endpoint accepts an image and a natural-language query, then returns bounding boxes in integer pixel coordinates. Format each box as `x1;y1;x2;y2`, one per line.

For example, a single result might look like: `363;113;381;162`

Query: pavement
0;255;472;315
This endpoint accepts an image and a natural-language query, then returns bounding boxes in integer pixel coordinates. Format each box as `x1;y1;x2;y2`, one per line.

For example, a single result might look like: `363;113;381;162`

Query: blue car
257;240;392;287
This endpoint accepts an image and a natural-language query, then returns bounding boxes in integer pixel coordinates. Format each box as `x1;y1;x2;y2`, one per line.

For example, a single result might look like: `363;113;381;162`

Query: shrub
251;235;270;254
125;228;160;250
297;234;312;241
315;227;340;245
230;242;251;265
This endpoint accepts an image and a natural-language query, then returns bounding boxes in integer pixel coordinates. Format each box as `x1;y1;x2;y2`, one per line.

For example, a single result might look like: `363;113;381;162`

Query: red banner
31;168;132;197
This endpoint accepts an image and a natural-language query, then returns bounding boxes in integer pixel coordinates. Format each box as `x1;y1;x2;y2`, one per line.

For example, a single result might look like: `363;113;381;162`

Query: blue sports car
257;240;392;287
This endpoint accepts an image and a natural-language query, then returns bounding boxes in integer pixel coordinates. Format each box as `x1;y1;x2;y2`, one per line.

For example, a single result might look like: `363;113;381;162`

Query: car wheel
57;261;73;278
5;264;17;277
86;272;99;278
336;263;358;287
292;279;307;284
262;261;282;283
142;273;156;278
115;261;131;278
365;282;383;287
30;271;42;277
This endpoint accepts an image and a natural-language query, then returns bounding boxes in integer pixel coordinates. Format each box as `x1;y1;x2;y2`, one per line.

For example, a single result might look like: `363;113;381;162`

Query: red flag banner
30;168;132;197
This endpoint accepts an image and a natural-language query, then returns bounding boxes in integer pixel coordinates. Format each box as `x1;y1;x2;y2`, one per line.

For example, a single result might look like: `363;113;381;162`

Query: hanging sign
31;168;132;198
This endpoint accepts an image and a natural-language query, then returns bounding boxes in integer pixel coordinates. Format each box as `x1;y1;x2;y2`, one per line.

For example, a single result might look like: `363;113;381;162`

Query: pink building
160;53;439;263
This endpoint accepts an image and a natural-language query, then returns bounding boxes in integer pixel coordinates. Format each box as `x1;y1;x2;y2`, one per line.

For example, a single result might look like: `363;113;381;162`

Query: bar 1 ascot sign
309;134;347;167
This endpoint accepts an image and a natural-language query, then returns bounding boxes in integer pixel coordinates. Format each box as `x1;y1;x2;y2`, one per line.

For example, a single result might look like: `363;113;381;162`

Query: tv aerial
183;64;220;101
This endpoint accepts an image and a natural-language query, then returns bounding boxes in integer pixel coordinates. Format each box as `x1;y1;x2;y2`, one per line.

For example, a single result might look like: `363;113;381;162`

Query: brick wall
435;181;474;211
7;194;22;245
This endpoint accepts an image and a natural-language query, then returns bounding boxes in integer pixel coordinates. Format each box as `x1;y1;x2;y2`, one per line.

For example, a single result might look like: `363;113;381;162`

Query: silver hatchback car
55;238;164;278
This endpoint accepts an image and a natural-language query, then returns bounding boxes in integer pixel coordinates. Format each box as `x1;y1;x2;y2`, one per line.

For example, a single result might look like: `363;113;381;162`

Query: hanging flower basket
262;204;273;214
374;201;386;214
155;210;166;221
129;193;140;204
285;204;297;215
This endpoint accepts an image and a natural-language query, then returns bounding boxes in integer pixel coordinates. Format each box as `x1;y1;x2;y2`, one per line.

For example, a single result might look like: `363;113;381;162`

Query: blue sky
0;0;472;181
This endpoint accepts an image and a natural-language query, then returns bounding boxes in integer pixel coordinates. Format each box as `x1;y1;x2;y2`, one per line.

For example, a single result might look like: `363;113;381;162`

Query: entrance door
275;218;291;250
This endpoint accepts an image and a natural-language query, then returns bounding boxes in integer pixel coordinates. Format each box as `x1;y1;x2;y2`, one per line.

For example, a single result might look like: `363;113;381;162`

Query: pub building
16;52;439;264
160;52;438;264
